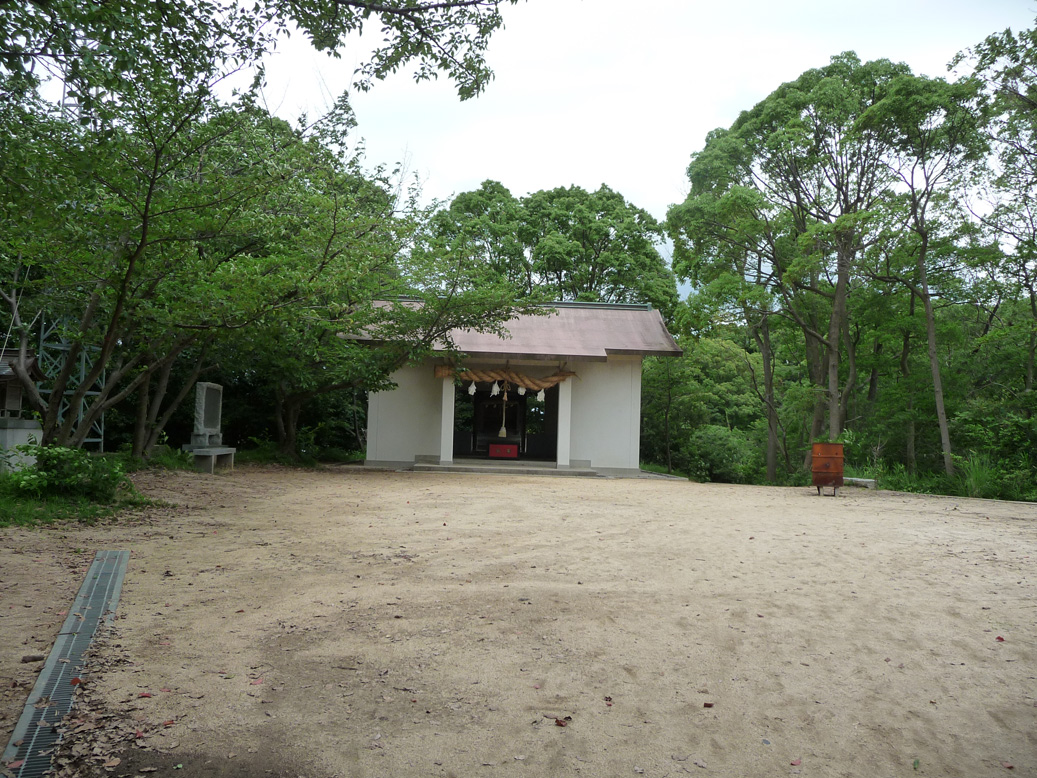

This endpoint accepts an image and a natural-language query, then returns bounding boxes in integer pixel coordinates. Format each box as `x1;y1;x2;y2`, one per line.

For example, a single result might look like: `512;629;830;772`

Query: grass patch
0;489;152;528
640;461;691;479
0;444;159;527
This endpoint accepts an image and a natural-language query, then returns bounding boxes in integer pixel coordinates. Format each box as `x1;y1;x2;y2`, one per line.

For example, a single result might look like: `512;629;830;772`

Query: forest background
1;1;1035;503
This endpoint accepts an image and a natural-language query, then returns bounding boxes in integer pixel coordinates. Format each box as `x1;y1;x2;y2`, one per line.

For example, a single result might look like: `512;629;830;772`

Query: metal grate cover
2;550;129;777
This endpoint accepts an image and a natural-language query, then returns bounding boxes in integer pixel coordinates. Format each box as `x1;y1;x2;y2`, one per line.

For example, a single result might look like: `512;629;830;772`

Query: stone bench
188;447;236;474
843;477;877;489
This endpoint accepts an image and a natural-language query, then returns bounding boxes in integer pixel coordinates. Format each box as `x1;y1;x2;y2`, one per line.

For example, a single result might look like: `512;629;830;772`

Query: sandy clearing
2;465;1035;777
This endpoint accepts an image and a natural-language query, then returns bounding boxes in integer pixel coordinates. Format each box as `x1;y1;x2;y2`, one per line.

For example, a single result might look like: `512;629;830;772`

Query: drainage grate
2;550;130;777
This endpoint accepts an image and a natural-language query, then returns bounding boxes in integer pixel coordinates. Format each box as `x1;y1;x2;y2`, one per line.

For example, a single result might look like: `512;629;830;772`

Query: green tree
435;182;678;317
641;337;765;483
0;78;327;450
669;54;919;474
0;0;528;457
666;146;790;480
729;53;908;443
0;0;522;106
857;73;987;475
429;180;530;292
957;19;1037;404
519;185;678;316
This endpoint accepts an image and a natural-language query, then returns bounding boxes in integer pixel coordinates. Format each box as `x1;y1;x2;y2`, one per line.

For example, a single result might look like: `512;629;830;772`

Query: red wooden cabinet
488;443;518;459
811;442;844;495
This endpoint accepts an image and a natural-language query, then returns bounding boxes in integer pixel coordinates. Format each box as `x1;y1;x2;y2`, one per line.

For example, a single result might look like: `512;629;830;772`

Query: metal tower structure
37;318;105;450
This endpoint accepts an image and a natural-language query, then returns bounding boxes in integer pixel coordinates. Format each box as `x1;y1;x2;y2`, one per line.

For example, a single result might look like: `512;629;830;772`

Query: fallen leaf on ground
791;759;801;766
996;636;1005;642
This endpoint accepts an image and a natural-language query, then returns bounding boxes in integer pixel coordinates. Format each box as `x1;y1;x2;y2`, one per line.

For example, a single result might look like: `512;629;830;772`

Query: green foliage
0;1;520;107
235;437;362;467
641;335;772;485
0;0;527;461
432;181;679;319
683;425;759;484
7;446;130;502
656;26;1037;499
237;438;316;467
957;452;999;499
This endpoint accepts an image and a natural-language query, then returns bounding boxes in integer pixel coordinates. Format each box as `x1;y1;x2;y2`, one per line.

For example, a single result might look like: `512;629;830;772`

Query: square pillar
556;378;572;467
439;377;455;464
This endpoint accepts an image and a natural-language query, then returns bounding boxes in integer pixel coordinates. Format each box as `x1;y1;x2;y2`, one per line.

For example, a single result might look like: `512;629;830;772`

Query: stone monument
183;382;236;473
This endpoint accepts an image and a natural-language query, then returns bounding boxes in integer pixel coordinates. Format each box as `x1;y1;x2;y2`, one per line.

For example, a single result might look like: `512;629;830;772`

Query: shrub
683;425;756;484
11;445;129;502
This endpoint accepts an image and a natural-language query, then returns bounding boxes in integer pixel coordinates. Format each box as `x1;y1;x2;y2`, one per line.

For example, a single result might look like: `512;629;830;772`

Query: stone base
184;446;236;474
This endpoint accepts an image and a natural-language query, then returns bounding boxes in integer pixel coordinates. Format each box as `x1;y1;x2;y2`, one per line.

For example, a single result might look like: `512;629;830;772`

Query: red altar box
488;443;518;459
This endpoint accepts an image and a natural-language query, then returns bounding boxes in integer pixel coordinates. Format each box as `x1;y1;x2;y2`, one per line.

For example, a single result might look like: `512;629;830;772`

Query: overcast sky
255;0;1036;223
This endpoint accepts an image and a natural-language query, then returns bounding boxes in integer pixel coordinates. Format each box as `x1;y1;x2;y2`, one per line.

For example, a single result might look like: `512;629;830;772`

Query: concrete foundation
0;418;42;472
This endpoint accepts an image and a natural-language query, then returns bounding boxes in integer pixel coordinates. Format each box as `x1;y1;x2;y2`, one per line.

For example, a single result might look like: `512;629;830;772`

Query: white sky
256;0;1037;223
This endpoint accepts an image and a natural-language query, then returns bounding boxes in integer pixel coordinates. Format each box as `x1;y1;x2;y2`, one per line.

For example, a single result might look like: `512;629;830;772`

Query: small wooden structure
811;442;844;496
0;351;45;471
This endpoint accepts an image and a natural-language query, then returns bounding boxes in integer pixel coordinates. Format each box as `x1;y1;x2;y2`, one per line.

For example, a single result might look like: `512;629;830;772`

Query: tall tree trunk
867;341;882;404
827;251;851;441
275;381;309;458
274;384;289;453
278;400;303;457
839;315;858;431
916;247;954;476
901;311;916;476
352;390;366;451
803;336;828;469
133;372;153;458
1025;288;1036;416
753;318;778;482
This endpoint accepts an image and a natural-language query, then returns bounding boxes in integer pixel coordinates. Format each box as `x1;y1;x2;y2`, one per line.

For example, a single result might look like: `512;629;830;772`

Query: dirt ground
1;465;1035;778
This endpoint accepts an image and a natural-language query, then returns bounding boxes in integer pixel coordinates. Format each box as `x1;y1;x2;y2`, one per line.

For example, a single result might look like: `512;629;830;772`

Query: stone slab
188;446;236;474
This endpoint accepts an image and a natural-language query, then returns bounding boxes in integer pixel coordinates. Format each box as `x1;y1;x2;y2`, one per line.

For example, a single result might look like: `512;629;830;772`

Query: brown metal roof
448;303;682;362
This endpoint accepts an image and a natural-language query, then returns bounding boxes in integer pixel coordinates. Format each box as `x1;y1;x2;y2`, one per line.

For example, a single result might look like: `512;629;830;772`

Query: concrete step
412;462;601;478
